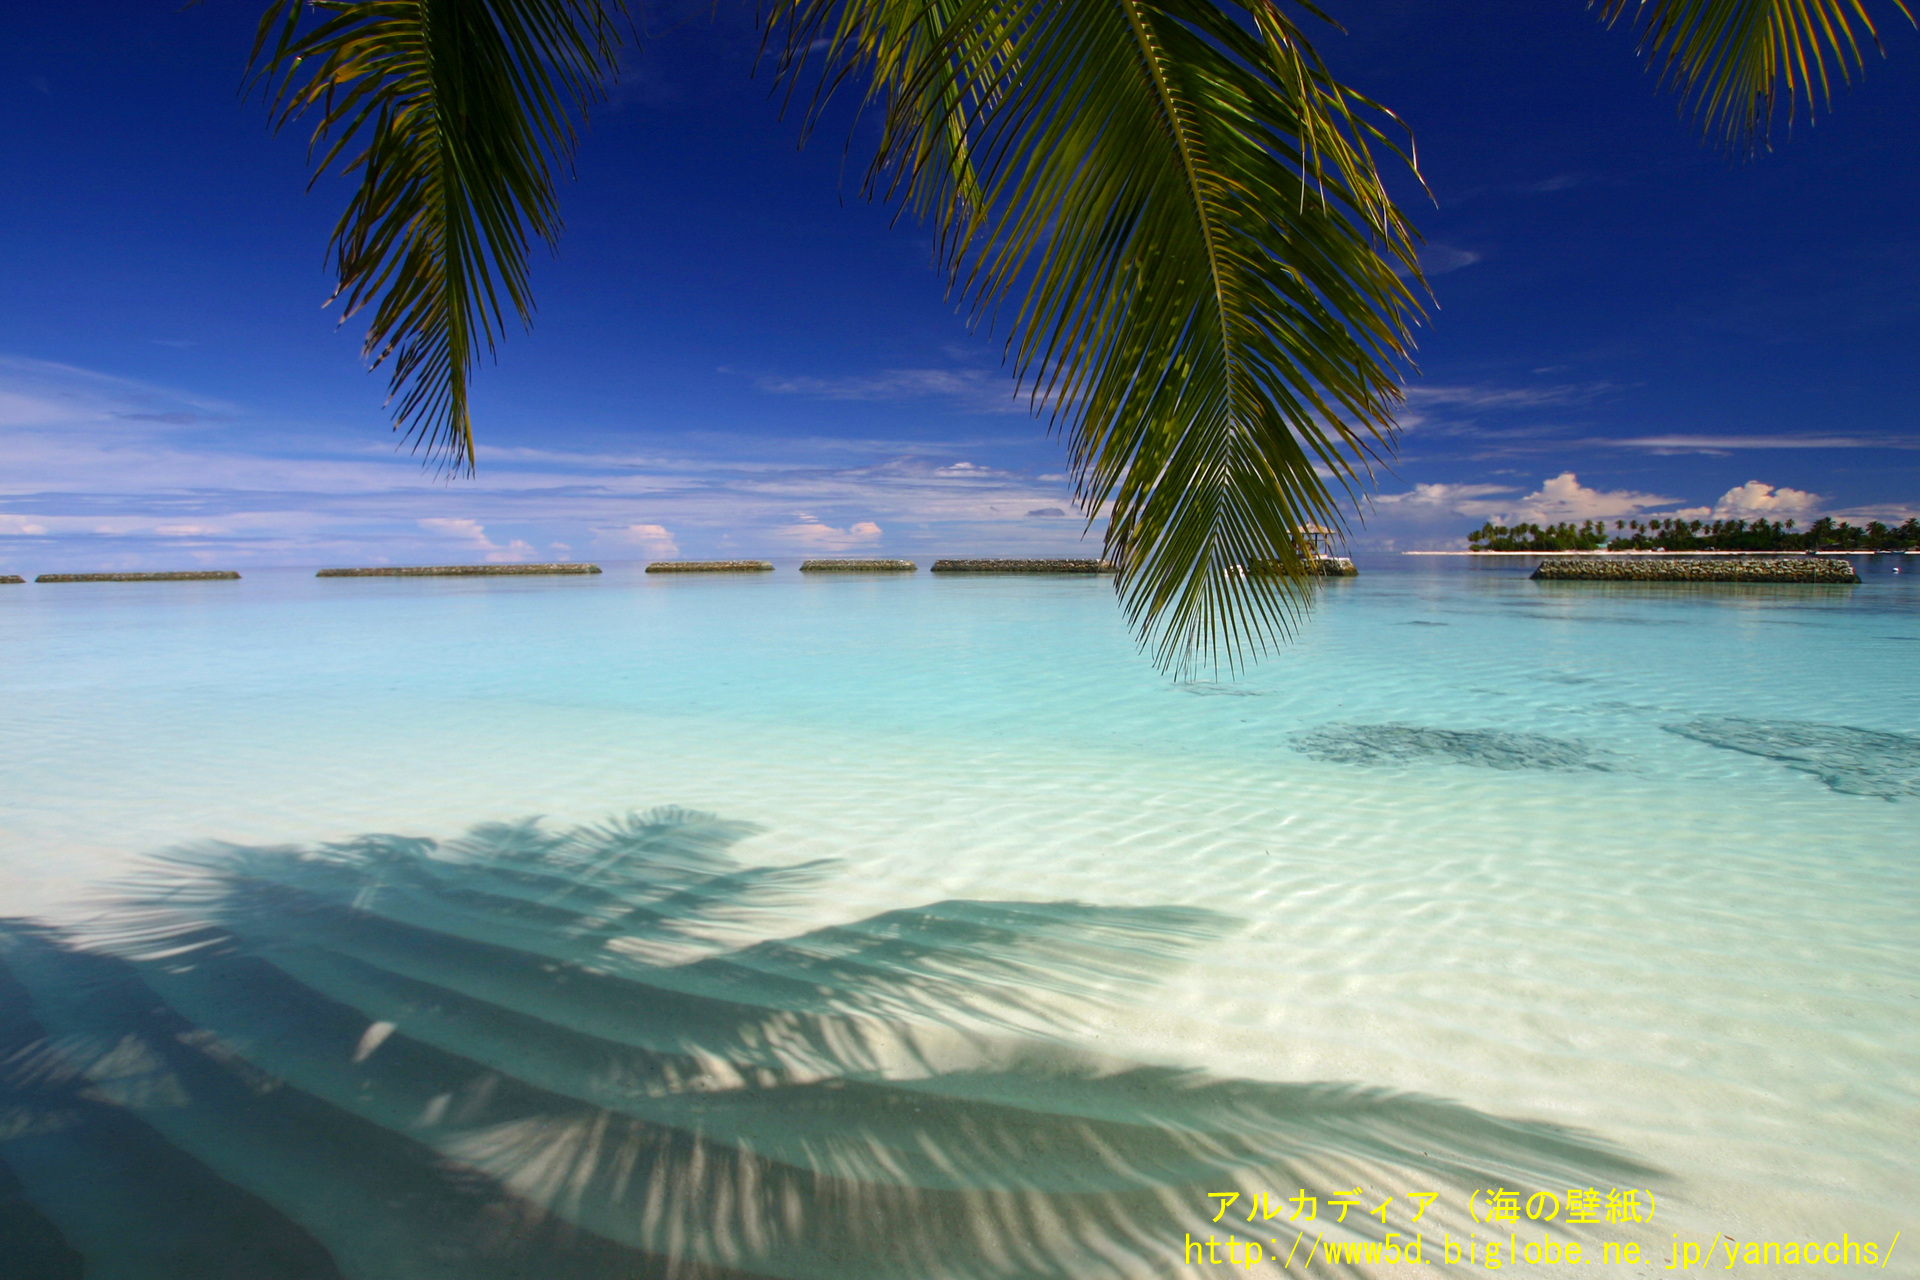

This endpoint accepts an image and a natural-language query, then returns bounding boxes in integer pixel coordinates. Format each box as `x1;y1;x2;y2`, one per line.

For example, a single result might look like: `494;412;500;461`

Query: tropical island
1465;516;1920;553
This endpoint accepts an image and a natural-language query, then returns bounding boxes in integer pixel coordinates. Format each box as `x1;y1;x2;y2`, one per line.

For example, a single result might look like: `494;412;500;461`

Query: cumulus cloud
1674;480;1821;521
1498;472;1676;523
596;522;679;557
418;517;535;563
1373;474;1829;534
779;516;882;549
419;517;490;545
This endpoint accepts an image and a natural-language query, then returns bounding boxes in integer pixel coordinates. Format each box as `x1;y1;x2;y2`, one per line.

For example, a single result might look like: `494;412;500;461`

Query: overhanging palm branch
1599;0;1915;151
248;0;624;470
245;0;1904;666
771;0;1425;670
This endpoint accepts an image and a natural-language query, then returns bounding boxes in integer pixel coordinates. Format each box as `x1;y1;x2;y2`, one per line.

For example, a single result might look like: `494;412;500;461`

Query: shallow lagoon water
1;558;1914;1278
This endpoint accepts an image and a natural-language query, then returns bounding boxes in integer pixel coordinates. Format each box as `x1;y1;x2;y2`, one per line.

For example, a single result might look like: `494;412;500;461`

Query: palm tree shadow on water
0;808;1661;1280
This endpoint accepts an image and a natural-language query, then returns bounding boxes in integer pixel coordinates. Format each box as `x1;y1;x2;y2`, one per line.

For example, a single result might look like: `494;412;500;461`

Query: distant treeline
1466;516;1920;553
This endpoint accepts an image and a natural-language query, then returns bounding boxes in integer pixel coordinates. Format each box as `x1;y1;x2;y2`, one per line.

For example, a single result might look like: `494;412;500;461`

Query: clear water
1;559;1914;1278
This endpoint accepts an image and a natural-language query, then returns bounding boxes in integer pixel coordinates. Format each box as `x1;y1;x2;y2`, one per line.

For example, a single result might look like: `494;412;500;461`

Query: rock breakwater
800;559;917;571
1531;558;1858;583
645;560;774;573
931;559;1115;573
1248;557;1358;577
318;564;599;577
36;571;241;582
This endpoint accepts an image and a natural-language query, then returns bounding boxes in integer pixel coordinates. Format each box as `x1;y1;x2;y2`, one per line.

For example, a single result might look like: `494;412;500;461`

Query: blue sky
2;0;1915;571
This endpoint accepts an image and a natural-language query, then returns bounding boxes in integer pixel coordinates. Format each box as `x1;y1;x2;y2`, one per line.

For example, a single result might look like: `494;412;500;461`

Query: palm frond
250;0;625;469
770;0;1424;671
1598;0;1915;151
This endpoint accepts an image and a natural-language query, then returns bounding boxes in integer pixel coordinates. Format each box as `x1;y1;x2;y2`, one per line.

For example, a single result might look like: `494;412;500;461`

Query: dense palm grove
1466;516;1920;553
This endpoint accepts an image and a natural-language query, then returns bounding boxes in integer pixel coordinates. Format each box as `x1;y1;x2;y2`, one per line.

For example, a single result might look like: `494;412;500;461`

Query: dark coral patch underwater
1292;724;1613;772
1666;718;1920;800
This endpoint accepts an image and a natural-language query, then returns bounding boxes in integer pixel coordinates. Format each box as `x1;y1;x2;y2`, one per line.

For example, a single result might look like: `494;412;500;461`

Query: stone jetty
35;571;241;582
318;564;599;577
1247;557;1358;577
800;559;917;571
1531;557;1859;583
931;559;1116;574
0;575;22;584
645;560;774;573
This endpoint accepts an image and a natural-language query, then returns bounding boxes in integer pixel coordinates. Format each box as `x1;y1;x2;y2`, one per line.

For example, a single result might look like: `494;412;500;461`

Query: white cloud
0;355;231;432
1403;383;1607;411
596;522;679;557
758;368;978;400
1616;434;1890;454
1498;472;1677;523
418;517;491;546
754;367;1055;415
1373;482;1515;513
0;355;1108;571
1673;480;1821;521
1827;502;1920;524
779;517;883;549
417;517;534;563
1421;246;1483;275
0;391;92;428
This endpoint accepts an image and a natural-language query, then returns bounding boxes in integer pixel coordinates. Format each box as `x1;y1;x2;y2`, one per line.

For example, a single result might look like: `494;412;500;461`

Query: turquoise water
1;559;1915;1278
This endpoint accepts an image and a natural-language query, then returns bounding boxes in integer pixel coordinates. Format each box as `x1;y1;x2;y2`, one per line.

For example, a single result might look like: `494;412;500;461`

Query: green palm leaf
1598;0;1914;150
246;0;1902;667
249;0;624;469
772;0;1425;669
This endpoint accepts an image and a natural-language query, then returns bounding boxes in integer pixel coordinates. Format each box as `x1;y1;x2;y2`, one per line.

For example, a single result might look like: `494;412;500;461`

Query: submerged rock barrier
931;558;1116;574
1531;557;1858;583
35;571;241;582
800;559;917;571
318;564;599;577
1247;557;1358;577
645;560;774;573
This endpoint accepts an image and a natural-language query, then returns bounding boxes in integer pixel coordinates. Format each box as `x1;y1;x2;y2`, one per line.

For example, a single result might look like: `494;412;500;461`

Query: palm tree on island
245;0;1909;666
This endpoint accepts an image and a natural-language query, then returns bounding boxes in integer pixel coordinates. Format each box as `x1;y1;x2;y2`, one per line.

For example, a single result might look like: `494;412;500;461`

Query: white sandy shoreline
1402;548;1916;556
